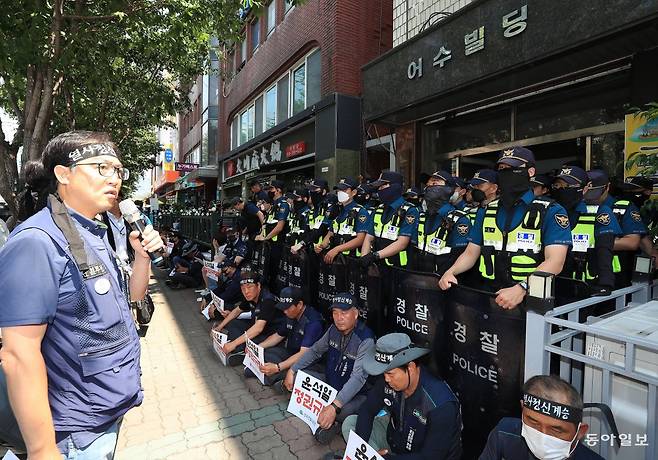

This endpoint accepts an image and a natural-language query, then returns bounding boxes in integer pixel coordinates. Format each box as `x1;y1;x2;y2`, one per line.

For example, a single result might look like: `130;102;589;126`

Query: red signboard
285;141;306;159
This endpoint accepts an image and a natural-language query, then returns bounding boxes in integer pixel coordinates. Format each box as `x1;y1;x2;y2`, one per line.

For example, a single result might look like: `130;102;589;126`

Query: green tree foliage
0;0;251;216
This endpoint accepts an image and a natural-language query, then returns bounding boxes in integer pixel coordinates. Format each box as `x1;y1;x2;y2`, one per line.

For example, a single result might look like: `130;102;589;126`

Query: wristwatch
331;402;342;414
517;280;529;292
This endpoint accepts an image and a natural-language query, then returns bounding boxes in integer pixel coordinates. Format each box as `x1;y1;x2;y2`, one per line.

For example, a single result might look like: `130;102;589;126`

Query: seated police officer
203;258;243;319
439;147;572;310
283;293;375;444
359;171;420;268
551;166;621;295
411;170;472;275
342;333;462;459
479;374;602;460
214;270;284;365
585;170;648;287
248;287;325;386
317;177;371;264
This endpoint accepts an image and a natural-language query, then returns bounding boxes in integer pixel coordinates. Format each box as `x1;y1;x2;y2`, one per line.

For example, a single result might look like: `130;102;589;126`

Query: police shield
387;268;443;349
287;250;310;301
316;255;348;319
252;241;271;282
346;258;383;335
274;247;291;294
443;285;525;458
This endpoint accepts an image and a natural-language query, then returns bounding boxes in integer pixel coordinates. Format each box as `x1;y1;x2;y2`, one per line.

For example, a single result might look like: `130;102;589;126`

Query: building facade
218;0;393;200
363;0;658;187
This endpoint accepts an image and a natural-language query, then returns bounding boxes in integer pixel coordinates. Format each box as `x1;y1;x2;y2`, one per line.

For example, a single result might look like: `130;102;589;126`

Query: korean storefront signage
285;141;306;159
362;0;658;120
163;144;175;172
223;140;283;181
175;162;200;172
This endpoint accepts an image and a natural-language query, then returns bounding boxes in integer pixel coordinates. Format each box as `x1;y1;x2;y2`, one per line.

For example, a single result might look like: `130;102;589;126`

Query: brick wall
218;0;393;156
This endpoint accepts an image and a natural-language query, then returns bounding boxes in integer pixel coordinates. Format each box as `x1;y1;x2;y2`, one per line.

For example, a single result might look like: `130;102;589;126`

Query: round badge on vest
94;277;111;295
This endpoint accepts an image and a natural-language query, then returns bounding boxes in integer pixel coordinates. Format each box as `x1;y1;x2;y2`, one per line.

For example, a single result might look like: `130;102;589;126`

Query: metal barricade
525;281;658;460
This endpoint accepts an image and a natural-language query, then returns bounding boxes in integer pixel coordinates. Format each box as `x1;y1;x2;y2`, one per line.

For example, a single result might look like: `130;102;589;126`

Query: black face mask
354;194;369;206
583;186;606;204
552;187;583;211
378;183;402;205
498;168;530;208
267;191;276;200
310;191;324;207
423;185;453;214
470;189;486;204
293;200;306;212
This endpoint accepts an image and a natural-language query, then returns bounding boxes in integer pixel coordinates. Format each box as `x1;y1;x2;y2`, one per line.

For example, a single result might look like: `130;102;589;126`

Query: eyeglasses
74;162;129;180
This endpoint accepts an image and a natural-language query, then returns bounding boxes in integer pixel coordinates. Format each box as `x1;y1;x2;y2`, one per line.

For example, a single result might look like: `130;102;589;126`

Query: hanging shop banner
443;286;525;456
243;335;266;385
211;330;228;366
163;144;175;172
343;430;385;460
387;268;444;348
624;113;658;180
175;162;200;172
286;371;337;434
346;260;384;336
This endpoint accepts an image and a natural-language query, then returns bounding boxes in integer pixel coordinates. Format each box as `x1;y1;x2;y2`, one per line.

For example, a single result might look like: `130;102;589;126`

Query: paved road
116;271;346;459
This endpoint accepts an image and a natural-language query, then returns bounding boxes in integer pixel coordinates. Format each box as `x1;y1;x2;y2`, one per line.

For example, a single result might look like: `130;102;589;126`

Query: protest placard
205;260;220;281
343;430;384;460
210;290;225;312
211;330;228;365
201;304;211;320
166;242;174;255
286;370;337;434
243;335;266;384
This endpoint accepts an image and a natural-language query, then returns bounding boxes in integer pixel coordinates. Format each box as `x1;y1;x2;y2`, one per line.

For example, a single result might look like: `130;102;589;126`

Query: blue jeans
60;418;122;460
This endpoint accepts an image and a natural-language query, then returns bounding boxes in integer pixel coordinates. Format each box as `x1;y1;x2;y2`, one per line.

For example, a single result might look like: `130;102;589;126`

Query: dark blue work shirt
0;207;142;453
275;306;324;353
603;195;647;236
454;199;468;211
571;201;622;238
274;196;290;221
471;190;572;247
479;417;603;460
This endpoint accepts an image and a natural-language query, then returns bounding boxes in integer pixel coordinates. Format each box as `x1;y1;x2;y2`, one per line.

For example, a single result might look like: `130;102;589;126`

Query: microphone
119;199;164;263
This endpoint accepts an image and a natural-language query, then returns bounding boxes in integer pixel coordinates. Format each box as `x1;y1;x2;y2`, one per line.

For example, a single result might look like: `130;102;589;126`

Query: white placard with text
243;335;266;384
343;430;384;460
211;330;228;366
286;370;337;434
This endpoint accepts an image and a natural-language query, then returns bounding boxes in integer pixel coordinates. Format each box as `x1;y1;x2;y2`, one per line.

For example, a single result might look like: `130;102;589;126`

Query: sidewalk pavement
116;270;346;460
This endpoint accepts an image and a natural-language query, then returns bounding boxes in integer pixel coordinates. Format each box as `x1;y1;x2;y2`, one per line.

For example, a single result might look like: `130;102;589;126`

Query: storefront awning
175;177;205;190
184;166;219;181
153;170;180;194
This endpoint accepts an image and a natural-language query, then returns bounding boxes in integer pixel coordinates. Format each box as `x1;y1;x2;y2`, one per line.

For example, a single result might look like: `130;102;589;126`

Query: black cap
275;287;304;310
453;176;467;188
497;146;535;168
403;186;422;198
255;190;269;201
271;179;285;190
331;292;358;311
335;177;360;191
555;167;588;187
307;178;329;190
430;170;456;186
627;176;657;190
587;169;610;188
230;196;243;206
370;171;403;187
470;169;498;185
530;174;553;188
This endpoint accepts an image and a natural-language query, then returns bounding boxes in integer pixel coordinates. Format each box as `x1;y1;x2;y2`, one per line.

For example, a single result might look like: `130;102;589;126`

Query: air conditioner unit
583;301;658;460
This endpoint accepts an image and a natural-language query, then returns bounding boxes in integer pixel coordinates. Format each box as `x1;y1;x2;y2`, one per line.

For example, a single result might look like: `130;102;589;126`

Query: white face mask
521;421;580;460
449;191;460;205
337;191;351;203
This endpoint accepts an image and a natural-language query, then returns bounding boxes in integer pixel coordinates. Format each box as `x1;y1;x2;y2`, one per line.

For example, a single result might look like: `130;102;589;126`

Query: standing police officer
0;132;163;458
359;171;420;268
585;170;647;287
318;177;371;264
255;179;290;288
439;147;572;310
232;196;265;241
552;166;621;295
411;170;472;275
464;169;498;224
451;176;469;211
